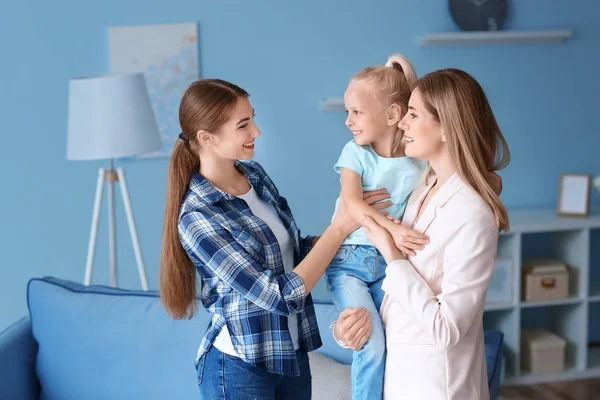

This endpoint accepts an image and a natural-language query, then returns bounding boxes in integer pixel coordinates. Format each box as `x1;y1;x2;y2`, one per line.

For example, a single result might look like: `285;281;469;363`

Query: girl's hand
387;222;429;256
362;215;405;263
332;189;391;236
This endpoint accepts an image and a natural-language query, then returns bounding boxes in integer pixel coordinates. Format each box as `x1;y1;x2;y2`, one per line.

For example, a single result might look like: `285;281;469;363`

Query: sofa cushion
26;277;503;400
27;277;210;400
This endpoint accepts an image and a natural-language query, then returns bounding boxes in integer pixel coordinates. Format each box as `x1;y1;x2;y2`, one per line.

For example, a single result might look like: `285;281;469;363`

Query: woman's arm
293;190;391;293
361;213;498;350
340;168;428;255
182;191;391;316
295;189;391;261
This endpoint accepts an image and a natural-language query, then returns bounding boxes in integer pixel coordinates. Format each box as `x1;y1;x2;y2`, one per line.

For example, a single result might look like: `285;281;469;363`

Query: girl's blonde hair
415;68;511;231
159;79;249;319
350;54;417;153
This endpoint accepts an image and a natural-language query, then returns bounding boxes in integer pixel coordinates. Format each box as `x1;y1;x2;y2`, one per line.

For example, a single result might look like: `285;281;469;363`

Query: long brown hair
350;54;417;153
159;79;249;319
415;69;511;231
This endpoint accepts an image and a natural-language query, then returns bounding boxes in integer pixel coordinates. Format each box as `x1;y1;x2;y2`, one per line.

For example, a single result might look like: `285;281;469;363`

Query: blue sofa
0;277;503;400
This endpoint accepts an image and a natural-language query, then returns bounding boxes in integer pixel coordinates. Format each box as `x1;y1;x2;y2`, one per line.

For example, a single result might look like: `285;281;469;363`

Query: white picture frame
557;173;591;217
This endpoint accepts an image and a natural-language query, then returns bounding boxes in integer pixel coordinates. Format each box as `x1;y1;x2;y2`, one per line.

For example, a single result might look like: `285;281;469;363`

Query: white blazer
380;173;498;400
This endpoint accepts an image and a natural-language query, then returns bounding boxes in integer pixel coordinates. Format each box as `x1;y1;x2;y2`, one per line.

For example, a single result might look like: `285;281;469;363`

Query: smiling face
199;96;261;161
398;88;445;161
343;83;392;147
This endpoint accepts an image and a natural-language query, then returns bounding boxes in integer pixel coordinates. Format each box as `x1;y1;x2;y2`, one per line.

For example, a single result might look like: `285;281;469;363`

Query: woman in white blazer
333;68;510;400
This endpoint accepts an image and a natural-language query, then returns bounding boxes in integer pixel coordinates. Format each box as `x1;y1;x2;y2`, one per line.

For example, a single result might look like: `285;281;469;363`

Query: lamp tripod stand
84;159;149;290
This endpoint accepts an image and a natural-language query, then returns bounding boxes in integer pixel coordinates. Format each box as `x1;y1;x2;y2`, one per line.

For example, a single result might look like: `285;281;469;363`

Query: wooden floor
500;378;600;399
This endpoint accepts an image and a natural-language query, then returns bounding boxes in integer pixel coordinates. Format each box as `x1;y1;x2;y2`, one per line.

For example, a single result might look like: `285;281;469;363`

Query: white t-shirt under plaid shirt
213;185;300;354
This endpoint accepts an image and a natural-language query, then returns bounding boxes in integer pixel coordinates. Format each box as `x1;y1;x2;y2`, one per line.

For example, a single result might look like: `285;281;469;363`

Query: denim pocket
330;246;351;265
196;351;207;385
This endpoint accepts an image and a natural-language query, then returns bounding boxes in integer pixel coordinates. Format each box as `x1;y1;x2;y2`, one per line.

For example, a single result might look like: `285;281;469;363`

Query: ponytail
159;139;199;319
386;54;417;91
159;78;249;319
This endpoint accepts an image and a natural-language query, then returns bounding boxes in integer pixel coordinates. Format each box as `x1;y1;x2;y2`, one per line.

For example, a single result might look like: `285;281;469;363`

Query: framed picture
108;22;200;159
557;173;591;217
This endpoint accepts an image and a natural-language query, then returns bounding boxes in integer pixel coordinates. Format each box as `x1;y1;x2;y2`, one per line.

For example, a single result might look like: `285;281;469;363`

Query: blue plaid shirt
179;160;322;377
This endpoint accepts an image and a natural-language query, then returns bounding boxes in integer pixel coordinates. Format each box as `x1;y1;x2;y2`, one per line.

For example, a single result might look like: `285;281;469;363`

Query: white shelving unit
419;30;572;46
484;208;600;385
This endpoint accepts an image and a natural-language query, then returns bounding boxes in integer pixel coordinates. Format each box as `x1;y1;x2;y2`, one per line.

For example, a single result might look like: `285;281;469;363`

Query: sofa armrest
0;317;40;400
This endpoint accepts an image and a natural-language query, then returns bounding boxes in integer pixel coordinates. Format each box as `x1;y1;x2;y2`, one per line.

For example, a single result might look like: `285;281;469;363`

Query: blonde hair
159;79;249;319
350;54;417;153
415;68;510;231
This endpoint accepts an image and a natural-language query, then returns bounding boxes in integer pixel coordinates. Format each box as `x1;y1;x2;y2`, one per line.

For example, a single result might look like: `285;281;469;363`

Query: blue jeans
326;244;387;400
197;345;311;399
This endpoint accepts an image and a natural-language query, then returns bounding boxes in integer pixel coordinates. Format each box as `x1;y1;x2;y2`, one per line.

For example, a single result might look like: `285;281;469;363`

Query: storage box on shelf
484;208;600;385
522;259;570;303
520;304;583;375
521;329;567;374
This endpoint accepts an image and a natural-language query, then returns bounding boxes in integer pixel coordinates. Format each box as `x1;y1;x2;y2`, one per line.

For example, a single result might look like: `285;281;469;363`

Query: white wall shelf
520;297;583;309
320;98;345;111
485;301;515;312
419;30;572;46
589;295;600;303
485;208;600;386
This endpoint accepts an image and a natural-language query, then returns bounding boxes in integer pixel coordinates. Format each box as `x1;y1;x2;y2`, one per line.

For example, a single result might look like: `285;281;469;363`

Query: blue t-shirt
332;140;425;246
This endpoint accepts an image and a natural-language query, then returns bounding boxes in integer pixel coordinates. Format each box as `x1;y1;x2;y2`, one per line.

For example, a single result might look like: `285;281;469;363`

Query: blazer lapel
403;177;436;228
411;173;466;234
413;203;438;235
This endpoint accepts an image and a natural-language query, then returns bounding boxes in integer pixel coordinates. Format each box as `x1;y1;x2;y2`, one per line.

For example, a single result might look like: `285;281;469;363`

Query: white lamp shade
67;73;162;160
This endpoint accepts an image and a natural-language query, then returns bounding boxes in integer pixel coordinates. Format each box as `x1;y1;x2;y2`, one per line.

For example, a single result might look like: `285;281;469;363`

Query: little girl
326;54;429;400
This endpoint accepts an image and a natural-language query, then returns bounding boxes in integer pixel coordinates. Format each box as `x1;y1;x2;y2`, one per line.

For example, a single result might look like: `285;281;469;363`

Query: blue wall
1;0;599;332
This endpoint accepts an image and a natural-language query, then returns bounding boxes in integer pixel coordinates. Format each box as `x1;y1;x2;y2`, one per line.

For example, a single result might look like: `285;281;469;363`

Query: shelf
589;295;600;303
520;304;586;372
589;347;600;369
419;29;572;46
508;208;600;234
320;98;344;111
521;230;586;301
486;209;600;383
589;229;600;297
505;365;585;386
485;301;515;312
520;297;583;309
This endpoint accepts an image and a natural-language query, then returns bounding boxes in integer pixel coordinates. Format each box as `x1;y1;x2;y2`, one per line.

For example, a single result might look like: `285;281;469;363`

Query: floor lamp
67;73;162;290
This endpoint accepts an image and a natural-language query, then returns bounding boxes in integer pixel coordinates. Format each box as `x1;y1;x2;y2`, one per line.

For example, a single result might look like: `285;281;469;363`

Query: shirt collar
189;160;261;205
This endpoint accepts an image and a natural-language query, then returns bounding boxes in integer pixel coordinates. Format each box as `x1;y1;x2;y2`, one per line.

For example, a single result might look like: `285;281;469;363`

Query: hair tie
386;60;404;74
178;133;189;143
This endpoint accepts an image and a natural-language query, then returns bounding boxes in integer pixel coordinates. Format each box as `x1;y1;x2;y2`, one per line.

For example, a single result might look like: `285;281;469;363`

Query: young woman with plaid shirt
158;79;403;399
